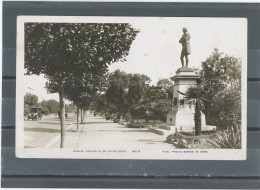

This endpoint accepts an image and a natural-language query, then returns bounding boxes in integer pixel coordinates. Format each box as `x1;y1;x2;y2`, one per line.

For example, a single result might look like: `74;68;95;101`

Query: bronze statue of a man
179;27;191;67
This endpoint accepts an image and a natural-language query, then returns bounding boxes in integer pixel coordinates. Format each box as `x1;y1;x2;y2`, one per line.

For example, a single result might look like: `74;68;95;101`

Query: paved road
24;112;175;149
24;113;76;148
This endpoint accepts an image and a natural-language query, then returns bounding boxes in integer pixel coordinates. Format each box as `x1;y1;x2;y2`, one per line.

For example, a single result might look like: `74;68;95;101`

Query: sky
24;17;247;101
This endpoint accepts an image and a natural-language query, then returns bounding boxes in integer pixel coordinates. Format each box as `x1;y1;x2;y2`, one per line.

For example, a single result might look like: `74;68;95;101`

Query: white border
16;16;247;160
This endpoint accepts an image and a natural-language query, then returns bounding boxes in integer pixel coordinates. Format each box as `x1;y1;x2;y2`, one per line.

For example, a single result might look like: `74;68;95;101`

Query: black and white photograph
16;16;247;159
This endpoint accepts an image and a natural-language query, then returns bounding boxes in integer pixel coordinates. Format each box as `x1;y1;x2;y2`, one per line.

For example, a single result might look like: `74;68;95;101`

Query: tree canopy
40;99;60;114
187;49;241;129
24;92;39;107
25;23;139;147
90;69;173;122
24;92;39;116
25;23;139;79
104;70;151;118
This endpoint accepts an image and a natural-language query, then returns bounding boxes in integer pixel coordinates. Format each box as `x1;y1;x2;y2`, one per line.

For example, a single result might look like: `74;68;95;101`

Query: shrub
166;133;186;148
126;123;145;128
206;126;241;149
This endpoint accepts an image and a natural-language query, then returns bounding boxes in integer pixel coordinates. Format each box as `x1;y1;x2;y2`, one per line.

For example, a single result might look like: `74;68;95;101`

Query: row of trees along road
90;69;173;123
25;23;139;148
24;92;74;116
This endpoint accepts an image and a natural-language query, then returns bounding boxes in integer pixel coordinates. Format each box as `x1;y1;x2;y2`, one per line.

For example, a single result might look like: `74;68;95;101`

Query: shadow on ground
120;130;150;133
92;129;122;132
24;127;60;133
137;139;165;144
37;121;73;125
80;121;114;124
49;118;75;122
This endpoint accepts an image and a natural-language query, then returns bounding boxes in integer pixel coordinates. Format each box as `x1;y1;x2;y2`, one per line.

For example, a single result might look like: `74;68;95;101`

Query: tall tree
187;49;241;129
129;78;172;123
40;99;60;114
105;70;151;119
24;92;39;107
90;94;108;116
156;79;174;109
65;73;104;128
186;85;205;136
201;49;241;128
105;70;130;117
24;93;39;115
126;73;151;106
25;23;139;147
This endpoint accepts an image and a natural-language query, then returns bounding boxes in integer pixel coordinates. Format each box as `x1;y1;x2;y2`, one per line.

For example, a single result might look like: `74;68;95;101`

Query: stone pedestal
167;67;207;130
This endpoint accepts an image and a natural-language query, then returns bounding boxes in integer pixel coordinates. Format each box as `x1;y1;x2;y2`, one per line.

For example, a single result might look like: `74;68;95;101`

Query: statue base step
148;123;216;136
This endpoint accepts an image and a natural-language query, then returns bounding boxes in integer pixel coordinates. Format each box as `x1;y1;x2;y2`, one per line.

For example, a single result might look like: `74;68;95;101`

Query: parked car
27;107;42;120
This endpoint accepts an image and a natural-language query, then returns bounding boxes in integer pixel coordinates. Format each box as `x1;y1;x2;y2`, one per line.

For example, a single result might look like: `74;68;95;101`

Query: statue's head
183;27;188;33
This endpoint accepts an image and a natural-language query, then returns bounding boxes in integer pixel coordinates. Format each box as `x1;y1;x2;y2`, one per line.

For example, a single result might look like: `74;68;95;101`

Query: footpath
63;112;174;149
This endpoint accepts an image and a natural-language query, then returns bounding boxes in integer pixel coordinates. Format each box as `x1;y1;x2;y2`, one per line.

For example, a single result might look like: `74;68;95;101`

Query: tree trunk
77;106;79;131
59;82;65;148
83;109;87;121
194;100;201;136
80;108;83;124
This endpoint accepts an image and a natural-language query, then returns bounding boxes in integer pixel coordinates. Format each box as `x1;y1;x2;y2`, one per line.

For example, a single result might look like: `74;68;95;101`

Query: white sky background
24;17;247;102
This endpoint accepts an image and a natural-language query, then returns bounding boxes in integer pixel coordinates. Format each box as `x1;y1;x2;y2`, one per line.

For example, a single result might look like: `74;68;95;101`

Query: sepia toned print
16;16;247;159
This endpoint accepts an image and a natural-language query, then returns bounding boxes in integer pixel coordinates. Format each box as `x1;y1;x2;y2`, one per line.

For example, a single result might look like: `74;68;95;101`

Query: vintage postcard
16;16;247;160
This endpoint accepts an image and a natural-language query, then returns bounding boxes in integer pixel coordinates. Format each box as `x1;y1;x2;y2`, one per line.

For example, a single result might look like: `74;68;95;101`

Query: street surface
24;112;174;149
24;113;76;148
